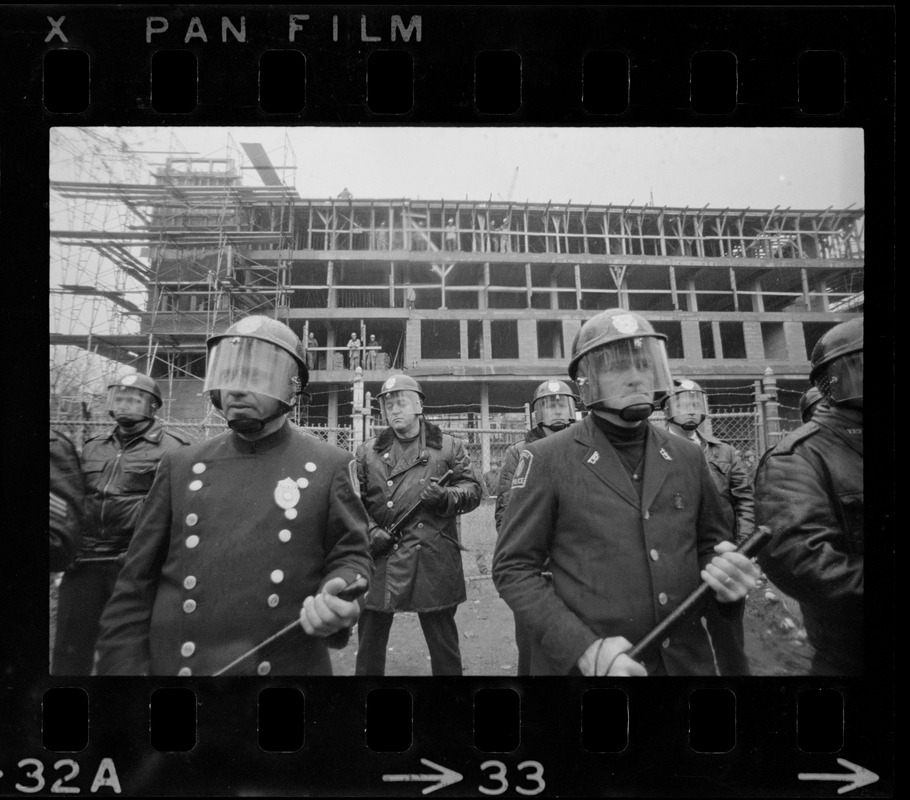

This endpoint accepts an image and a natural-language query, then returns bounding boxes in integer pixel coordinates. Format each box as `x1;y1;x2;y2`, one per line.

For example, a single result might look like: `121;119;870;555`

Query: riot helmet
376;374;425;436
663;378;709;432
569;309;673;422
204;316;308;432
106;373;161;427
809;317;863;408
531;380;578;432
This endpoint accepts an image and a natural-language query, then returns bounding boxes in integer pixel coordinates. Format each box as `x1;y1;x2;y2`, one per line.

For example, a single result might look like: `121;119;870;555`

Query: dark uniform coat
96;422;373;676
700;431;755;545
755;404;863;675
50;429;86;571
492;414;733;676
356;420;482;613
79;420;189;559
494;426;546;533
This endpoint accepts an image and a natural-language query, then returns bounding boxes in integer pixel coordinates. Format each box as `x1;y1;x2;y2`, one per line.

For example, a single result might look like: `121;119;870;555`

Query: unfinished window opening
488;290;526;309
699;322;716;359
420;320;460;360
490;320;519;359
467;320;483;359
536;321;564;359
761;322;789;360
718;322;747;359
802;321;841;361
651;321;684;360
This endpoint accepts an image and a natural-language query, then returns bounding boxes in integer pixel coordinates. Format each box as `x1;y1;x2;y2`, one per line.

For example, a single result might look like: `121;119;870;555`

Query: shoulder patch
511;449;534;490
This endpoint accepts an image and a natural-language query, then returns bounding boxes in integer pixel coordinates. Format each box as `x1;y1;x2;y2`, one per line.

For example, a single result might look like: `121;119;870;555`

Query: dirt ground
330;499;814;677
50;500;813;677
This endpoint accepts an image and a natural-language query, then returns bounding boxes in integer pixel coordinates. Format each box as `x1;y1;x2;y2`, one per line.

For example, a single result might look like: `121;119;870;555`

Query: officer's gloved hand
369;527;393;558
420;477;448;509
577;636;648;677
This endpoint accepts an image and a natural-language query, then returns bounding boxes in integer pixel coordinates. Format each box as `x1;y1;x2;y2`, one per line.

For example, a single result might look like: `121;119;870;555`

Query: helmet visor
666;389;708;421
204;336;298;405
576;337;672;409
107;386;156;421
819;351;863;404
534;395;576;427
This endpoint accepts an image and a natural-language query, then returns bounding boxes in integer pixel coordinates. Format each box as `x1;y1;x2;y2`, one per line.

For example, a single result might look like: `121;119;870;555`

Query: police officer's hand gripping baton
626;526;772;663
211;574;370;677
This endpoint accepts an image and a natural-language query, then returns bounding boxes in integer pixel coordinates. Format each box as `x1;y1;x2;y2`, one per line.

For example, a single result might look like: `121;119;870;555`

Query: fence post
753;379;766;453
761;367;782;451
351;367;364;452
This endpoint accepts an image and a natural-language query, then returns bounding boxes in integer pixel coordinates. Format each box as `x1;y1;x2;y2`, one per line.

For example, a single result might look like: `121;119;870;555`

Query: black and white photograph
1;3;892;795
49;125;866;679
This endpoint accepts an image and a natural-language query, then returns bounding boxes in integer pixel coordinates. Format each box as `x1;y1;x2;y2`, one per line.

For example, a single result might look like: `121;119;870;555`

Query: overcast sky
112;126;863;211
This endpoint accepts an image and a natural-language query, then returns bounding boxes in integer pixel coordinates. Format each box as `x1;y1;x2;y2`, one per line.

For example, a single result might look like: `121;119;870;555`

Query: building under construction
50;137;864;466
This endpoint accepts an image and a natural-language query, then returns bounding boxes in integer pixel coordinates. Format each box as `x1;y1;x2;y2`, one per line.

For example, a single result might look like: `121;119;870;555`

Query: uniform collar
230;420;292;454
110;418;164;444
374;418;444;452
574;416;675;509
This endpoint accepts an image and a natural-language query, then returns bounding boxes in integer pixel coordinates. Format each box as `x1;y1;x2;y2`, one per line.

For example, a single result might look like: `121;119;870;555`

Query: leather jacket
755;404;863;675
76;419;189;561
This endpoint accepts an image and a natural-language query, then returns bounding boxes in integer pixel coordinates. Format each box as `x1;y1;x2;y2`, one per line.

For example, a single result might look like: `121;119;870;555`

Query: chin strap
674;418;702;432
227;405;290;433
594;403;654;422
540;420;571;432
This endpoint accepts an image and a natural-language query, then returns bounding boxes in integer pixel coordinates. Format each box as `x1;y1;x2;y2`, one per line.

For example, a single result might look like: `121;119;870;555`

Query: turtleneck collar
591;413;649;444
230;420;292;454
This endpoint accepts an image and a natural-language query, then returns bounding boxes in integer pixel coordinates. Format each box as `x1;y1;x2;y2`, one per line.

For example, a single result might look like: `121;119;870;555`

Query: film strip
4;4;894;797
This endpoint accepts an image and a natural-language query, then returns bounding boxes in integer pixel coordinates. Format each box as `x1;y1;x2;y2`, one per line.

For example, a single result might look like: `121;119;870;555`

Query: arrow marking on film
798;758;879;794
383;758;463;795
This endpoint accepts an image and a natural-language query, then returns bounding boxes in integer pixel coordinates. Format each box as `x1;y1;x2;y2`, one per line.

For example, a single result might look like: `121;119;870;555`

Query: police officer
355;374;482;675
96;316;373;676
663;378;755;675
492;309;759;676
494;379;578;675
755;317;863;676
52;374;189;675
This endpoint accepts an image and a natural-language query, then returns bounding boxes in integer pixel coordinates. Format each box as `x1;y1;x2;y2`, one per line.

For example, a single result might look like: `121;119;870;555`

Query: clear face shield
107;387;157;425
204;336;299;407
533;395;576;430
666;389;709;431
818;351;863;407
576;336;673;421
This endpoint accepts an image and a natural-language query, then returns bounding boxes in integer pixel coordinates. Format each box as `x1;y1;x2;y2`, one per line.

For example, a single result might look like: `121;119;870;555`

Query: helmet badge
384;376;397;390
612;314;639;334
122;374;137;386
235;317;263;334
547;381;561;392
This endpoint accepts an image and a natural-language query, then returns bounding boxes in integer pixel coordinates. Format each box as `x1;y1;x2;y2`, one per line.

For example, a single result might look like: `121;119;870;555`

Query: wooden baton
625;525;772;662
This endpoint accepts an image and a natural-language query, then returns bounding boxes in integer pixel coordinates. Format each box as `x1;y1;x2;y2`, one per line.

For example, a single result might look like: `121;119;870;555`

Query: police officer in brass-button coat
493;310;759;677
96;317;373;676
355;374;482;675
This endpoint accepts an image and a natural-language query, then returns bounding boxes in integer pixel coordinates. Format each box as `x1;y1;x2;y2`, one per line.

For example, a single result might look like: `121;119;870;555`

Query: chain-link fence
49;417;354;451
